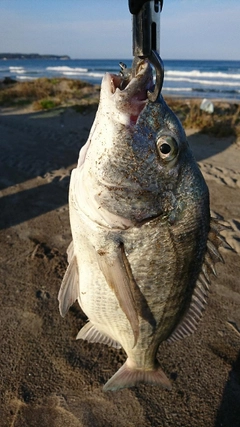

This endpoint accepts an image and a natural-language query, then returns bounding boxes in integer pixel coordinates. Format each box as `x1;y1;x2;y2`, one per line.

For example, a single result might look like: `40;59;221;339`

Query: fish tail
103;359;171;392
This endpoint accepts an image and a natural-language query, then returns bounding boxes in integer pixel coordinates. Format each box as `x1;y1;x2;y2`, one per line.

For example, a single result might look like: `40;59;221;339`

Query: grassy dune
0;77;100;112
0;77;239;140
167;97;240;140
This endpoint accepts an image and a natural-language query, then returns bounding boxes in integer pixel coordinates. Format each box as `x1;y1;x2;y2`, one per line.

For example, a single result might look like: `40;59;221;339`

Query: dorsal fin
167;217;230;344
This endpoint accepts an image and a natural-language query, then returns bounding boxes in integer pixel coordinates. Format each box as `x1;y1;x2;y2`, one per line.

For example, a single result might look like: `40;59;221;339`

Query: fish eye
156;136;178;162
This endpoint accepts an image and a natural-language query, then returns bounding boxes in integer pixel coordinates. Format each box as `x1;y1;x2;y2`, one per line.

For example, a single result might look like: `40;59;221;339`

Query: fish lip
102;60;154;121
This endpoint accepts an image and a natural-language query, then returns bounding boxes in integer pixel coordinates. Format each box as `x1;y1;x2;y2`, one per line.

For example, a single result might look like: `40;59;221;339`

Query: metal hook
147;50;164;102
129;1;164;102
118;62;132;90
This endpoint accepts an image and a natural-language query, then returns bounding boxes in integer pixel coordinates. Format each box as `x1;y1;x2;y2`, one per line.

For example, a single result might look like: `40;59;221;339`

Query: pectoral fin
96;243;139;347
121;245;156;332
58;242;79;317
96;242;156;347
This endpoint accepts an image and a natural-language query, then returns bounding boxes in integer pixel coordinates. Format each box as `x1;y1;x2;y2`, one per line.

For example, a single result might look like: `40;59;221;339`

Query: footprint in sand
210;211;240;255
221;218;240;255
7;390;145;427
199;162;240;189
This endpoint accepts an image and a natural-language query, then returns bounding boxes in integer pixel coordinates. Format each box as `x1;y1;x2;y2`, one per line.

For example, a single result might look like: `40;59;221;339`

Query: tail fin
103;359;171;392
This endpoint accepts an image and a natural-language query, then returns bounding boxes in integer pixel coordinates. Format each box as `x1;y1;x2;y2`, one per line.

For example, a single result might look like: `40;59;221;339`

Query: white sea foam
62;71;84;76
13;70;25;74
164;76;240;86
163;87;192;92
63;71;104;78
16;76;37;81
166;70;240;80
9;67;25;74
88;72;105;78
9;66;24;71
46;66;88;72
62;71;88;76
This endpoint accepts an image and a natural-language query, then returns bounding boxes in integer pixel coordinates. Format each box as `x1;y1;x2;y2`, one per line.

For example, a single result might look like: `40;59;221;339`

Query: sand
0;103;239;427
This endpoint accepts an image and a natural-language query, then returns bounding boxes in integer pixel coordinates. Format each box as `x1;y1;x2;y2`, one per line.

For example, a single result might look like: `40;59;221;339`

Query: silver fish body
59;61;224;391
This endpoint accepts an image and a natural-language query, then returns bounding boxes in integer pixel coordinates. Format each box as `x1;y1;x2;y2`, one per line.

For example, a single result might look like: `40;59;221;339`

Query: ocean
0;58;240;101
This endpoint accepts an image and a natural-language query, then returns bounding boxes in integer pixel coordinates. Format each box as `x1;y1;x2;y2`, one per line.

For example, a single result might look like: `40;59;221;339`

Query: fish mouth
102;60;154;123
109;60;153;95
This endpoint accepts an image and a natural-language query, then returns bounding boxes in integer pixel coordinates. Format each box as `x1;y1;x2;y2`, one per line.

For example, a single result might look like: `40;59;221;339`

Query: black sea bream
58;61;225;391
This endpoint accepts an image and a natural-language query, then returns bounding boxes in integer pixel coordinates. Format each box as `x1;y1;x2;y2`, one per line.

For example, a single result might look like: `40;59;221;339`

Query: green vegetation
35;99;60;110
0;77;100;111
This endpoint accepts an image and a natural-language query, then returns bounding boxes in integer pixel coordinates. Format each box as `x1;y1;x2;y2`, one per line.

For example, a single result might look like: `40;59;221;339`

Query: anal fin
76;322;121;349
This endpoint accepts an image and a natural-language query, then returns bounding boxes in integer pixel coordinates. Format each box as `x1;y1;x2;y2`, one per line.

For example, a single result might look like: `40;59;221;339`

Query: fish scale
58;60;226;392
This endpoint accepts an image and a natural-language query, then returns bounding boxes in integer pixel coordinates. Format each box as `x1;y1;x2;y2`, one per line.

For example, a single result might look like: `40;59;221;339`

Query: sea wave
163;86;240;96
16;76;38;81
164;76;240;87
46;66;88;72
9;66;25;74
9;66;25;70
62;71;104;78
11;70;25;74
163;87;192;92
165;70;240;80
194;88;240;95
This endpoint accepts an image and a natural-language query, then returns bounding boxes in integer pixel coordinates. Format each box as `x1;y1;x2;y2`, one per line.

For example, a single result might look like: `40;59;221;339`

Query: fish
58;60;226;392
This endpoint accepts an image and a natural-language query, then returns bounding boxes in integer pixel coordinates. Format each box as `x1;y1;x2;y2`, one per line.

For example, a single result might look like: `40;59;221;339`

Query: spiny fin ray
167;217;226;344
76;322;121;349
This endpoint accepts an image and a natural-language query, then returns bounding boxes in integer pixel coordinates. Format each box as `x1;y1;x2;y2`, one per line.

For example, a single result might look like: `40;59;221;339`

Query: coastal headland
0;53;70;60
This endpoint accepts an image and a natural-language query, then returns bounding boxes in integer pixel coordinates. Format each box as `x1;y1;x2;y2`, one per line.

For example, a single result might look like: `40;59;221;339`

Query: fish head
79;60;208;227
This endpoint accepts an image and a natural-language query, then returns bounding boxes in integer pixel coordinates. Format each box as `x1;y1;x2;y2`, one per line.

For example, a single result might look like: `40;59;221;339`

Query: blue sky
0;0;239;60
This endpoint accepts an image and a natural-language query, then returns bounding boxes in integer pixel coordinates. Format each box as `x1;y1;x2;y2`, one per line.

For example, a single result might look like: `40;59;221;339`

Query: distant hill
0;53;70;60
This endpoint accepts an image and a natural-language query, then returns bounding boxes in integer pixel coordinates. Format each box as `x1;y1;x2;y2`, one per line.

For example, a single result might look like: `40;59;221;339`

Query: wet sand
0;104;239;427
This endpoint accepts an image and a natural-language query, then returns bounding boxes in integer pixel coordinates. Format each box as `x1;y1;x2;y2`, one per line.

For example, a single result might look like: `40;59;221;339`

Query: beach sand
0;102;239;427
